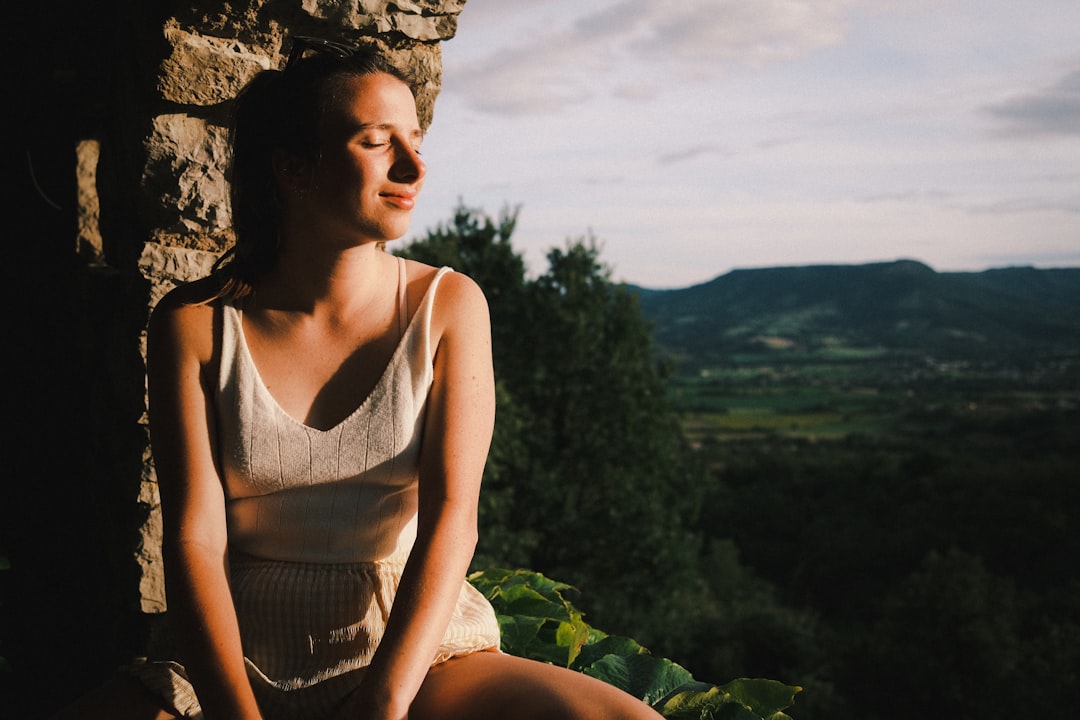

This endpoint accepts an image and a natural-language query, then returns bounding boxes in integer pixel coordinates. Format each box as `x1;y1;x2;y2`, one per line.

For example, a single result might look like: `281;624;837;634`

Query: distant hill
628;260;1080;370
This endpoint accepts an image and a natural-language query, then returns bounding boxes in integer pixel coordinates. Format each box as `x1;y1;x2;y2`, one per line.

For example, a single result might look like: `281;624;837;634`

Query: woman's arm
344;271;496;720
147;288;263;720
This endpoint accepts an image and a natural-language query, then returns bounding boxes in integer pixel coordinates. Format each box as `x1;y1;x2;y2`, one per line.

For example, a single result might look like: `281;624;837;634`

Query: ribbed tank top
215;259;453;564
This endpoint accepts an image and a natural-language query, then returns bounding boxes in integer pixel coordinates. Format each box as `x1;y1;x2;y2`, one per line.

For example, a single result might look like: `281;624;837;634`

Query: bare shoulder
403;258;489;323
147;276;221;363
437;267;487;308
401;258;489;348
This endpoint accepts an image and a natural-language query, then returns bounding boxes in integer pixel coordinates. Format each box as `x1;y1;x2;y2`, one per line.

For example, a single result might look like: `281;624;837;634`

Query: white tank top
215;259;452;563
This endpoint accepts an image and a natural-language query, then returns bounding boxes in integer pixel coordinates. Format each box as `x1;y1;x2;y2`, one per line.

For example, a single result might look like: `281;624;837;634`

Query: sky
404;0;1080;288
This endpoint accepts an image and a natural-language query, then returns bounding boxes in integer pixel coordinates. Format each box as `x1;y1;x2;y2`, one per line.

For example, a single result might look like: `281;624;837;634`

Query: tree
510;239;704;633
399;205;705;650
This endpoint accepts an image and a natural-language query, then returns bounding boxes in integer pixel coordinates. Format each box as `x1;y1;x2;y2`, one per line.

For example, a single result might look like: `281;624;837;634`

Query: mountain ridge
627;259;1080;369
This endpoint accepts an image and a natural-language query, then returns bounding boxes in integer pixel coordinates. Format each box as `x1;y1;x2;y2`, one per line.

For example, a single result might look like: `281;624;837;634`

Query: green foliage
848;549;1025;718
656;679;801;720
470;568;591;666
470;568;801;719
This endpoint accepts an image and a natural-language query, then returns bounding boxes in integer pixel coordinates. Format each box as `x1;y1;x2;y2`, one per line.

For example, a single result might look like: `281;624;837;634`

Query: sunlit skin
278;73;427;257
50;71;664;720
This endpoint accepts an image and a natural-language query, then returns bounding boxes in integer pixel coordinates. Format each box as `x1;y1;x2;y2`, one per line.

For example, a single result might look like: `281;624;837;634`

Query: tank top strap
396;255;408;338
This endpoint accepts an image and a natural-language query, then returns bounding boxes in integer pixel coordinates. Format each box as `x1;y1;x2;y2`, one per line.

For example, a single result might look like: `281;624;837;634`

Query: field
668;349;1079;445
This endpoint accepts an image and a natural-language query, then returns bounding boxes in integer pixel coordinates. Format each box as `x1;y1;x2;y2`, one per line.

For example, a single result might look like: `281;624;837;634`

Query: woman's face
294;72;426;245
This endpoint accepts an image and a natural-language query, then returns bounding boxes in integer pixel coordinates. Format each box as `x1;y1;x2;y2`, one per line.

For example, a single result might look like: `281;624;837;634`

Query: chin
387;220;414;241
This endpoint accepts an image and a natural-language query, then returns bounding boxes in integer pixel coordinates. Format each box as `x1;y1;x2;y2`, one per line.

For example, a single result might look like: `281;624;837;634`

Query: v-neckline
236;309;418;433
233;258;427;434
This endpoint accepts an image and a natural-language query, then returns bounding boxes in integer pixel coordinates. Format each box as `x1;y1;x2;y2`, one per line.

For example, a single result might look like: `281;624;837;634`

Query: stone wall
5;1;465;714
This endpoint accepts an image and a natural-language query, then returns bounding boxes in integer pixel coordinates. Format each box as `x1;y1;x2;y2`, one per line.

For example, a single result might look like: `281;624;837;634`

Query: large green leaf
583;652;694;706
495;614;545;657
717;679;802;718
655;679;802;720
570;633;645;670
498;583;574;622
655;684;759;720
554;615;591;666
470;567;581;607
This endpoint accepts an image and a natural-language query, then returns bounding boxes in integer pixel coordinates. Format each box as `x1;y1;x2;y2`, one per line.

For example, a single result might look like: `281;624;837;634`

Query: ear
272;149;309;193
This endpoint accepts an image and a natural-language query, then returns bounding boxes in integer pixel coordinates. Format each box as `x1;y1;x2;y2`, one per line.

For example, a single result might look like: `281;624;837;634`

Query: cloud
964;195;1080;216
609;0;855;68
985;67;1080;138
611;82;660;102
856;188;953;205
656;144;731;166
448;0;857;116
448;42;594;115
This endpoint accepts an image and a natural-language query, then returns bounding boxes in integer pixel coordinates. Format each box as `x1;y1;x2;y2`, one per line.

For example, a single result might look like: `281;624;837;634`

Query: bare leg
408;651;665;720
49;672;179;720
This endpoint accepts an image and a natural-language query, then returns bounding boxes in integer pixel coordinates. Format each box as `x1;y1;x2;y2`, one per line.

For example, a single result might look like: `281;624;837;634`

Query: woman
54;37;663;720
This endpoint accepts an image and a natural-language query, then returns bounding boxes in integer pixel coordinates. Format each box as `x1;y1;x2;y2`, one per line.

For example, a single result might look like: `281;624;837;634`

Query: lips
380;189;418;210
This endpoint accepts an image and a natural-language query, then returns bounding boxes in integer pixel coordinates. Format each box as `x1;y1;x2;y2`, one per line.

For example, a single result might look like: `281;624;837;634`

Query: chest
242;313;403;431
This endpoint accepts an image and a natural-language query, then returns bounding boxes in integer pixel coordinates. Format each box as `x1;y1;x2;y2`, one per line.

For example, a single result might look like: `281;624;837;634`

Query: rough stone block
159;26;273;106
142;114;231;233
299;0;465;41
138;242;220;307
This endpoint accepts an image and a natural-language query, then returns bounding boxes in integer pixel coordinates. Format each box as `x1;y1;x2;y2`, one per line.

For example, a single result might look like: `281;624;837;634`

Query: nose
390;138;426;184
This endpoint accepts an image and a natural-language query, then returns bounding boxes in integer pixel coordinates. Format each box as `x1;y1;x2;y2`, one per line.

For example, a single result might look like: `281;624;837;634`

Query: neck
254;239;396;315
